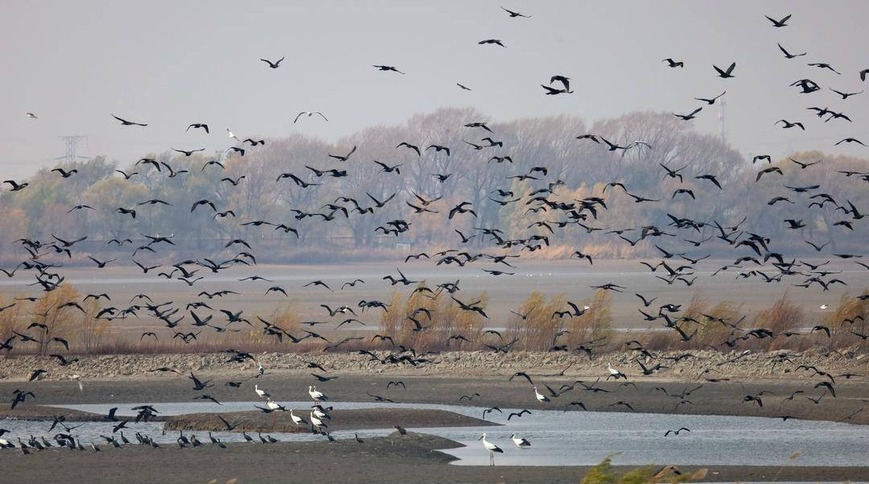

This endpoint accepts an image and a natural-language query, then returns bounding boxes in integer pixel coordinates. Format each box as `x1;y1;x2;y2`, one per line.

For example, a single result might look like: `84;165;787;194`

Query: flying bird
478;39;506;48
373;64;405;74
673;107;702;121
695;91;725;104
260;56;285;68
713;62;736;78
112;114;147;126
777;43;806;59
765;14;792;27
172;147;205;157
501;6;531;18
294;111;328;123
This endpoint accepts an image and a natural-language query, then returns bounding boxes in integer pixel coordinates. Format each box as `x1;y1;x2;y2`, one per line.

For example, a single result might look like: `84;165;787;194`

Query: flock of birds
1;5;867;466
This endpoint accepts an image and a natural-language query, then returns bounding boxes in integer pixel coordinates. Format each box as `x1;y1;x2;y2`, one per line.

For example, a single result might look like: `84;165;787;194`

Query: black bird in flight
427;144;451;156
112;114;147;126
765;14;791;27
662;58;684;68
673;107;702;121
172;147;205;157
328;145;357;161
835;137;865;146
777;43;806;59
260;56;285;68
830;88;863;100
396;142;422;156
3;180;29;191
695;91;725;104
713;62;736;78
478;39;506;48
776;119;805;130
501;6;531;18
808;62;841;74
464;121;493;132
186;123;209;133
373;64;405;74
51;167;77;178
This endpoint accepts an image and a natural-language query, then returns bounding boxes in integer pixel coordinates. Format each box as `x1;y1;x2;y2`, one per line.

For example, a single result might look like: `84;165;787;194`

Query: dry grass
2;285;865;357
378;287;485;353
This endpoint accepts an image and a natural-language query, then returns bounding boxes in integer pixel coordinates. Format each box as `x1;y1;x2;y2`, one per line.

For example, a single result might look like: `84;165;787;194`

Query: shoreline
0;431;867;483
1;351;866;482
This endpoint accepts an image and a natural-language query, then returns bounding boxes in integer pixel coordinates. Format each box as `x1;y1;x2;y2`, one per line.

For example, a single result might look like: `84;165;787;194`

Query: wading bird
479;433;503;465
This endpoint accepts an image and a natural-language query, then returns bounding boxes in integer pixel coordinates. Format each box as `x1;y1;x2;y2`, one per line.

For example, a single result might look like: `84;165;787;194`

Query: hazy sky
2;0;868;180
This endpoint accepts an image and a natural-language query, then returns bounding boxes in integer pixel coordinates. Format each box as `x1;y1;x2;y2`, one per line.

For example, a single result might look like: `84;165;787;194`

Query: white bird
308;385;327;401
479;433;503;466
71;374;83;392
290;409;307;426
819;304;829;310
254;384;270;399
511;433;531;448
310;411;326;429
265;399;285;412
608;363;626;380
312;404;330;420
294;111;328;123
257;361;265;376
226;128;240;142
533;386;550;403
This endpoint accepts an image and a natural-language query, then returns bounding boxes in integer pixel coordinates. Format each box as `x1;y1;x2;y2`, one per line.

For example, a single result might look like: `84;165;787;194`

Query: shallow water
1;401;862;467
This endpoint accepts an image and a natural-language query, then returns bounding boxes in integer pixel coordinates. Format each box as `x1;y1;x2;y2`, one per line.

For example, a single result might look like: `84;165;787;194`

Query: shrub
751;292;804;351
825;292;869;349
581;454;702;483
507;291;566;351
378;286;486;352
567;289;615;348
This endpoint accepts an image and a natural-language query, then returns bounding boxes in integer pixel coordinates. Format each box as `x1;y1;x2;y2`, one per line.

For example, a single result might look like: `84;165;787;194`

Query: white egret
608;362;626;380
265;399;285;412
310;411;327;430
308;385;327;401
533;386;550;403
312;404;331;420
71;374;83;392
511;433;531;448
290;409;307;426
479;433;503;466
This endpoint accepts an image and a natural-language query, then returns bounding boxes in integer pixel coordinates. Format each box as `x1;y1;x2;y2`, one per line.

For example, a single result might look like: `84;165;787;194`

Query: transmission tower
717;96;727;141
57;135;88;164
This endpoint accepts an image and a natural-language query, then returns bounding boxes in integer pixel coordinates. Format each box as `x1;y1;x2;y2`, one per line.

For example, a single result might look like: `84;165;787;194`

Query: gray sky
2;0;868;180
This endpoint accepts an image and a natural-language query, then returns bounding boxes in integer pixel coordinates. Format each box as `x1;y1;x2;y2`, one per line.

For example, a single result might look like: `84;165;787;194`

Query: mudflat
1;351;867;483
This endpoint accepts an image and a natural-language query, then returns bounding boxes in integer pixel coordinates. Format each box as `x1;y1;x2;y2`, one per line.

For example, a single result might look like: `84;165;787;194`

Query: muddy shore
1;351;867;482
